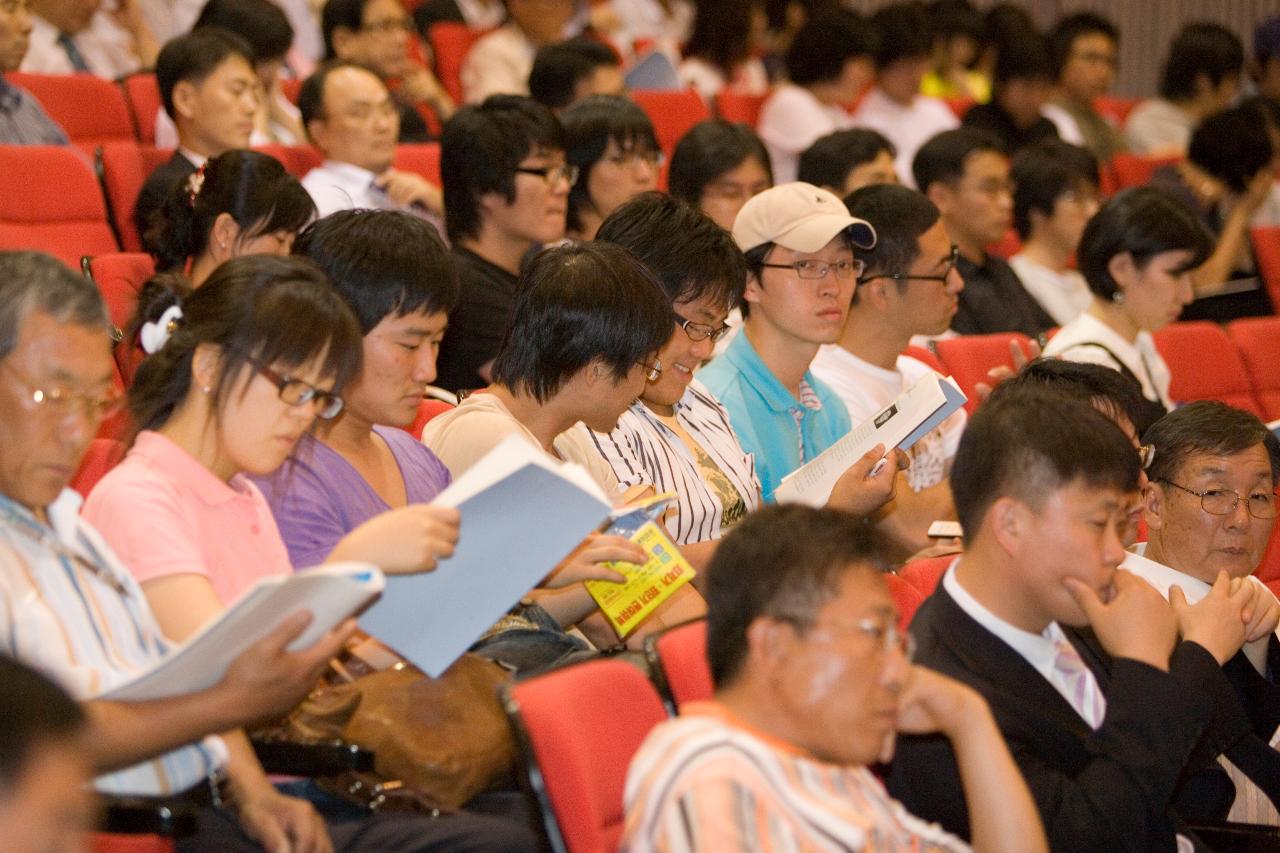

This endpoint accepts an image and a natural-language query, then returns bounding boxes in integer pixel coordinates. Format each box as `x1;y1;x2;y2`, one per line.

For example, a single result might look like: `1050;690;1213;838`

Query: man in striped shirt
621;505;1047;853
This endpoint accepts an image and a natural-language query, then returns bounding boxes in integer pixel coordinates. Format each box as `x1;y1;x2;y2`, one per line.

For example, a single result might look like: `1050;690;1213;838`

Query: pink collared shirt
82;430;293;605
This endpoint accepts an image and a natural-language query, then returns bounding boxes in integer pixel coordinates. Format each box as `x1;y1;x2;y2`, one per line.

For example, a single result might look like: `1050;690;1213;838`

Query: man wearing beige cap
700;182;877;501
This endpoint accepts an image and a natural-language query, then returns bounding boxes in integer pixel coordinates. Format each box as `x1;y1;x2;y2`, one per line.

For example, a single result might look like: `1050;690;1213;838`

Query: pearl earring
1112;290;1125;305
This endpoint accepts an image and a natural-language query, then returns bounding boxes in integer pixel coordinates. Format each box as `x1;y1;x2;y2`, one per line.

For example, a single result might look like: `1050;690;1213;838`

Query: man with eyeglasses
621;504;1048;853
811;185;965;558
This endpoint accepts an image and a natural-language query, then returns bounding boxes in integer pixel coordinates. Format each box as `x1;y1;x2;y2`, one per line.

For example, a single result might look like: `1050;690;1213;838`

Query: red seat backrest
1227;316;1280;420
83;252;155;336
985;228;1022;260
714;91;766;127
647;619;712;712
886;573;927;632
942;94;976;120
253;144;324;179
91;834;174;853
393;142;442;186
9;72;135;153
71;438;126;498
403;398;454;440
933;332;1034;414
98;142;172;253
1109;152;1180;190
1153;321;1263;415
428;23;490;104
506;658;668;853
630;89;712;158
1251;226;1280;318
121;73;162;145
1093;95;1139;125
898;555;951;600
903;344;947;375
0;145;118;267
280;77;303;106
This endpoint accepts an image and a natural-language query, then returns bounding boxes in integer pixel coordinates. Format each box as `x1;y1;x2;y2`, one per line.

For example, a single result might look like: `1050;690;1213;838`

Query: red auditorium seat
985;228;1022;260
1227;317;1280;420
8;72;134;153
428;23;490;104
505;658;668;853
253;143;323;179
82;252;155;337
933;332;1034;414
1153;321;1263;415
393;142;442;185
941;95;976;120
898;555;951;600
71;438;126;498
630;89;712;157
903;344;947;375
121;73;162;145
1108;152;1180;191
1093;95;1139;125
0;146;119;267
91;836;174;853
645;619;712;713
97;143;173;252
280;77;303;105
403;398;453;440
1251;226;1280;315
886;573;927;632
715;91;766;127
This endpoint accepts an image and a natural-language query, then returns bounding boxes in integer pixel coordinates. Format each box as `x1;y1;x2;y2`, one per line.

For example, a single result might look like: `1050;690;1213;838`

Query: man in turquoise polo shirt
700;182;878;501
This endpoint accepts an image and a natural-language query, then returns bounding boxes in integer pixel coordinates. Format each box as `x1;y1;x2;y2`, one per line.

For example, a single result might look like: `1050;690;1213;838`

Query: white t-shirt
809;346;967;492
852;87;959;189
757;83;856;184
677;56;768;103
1009;253;1092;327
1042;311;1173;408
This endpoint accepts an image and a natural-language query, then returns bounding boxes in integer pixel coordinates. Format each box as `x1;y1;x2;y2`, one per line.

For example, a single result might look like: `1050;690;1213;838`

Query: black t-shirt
435;246;520;393
952;252;1056;338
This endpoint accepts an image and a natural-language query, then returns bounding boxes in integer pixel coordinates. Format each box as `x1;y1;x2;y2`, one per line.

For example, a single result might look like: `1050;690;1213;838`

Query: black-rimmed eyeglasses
860;245;960;285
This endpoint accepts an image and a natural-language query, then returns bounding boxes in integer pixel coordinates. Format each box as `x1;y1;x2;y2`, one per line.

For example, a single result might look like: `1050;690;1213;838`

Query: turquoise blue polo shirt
699;332;852;502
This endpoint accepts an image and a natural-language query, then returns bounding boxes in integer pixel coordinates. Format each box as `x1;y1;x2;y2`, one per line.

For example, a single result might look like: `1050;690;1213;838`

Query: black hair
952;386;1141;536
490;242;672;403
1241;95;1280;131
667;120;772;205
441;95;564;244
684;0;761;75
156;27;255;119
764;0;839;32
706;505;889;688
595;191;746;312
1145;400;1280;486
911;127;1004;193
785;10;878;86
561;95;658;234
293;210;458;333
528;38;621;111
130;255;362;434
992;30;1053;87
320;0;369;59
1077;187;1212;301
1159;22;1244;101
797;128;895;192
1048;12;1119;80
144;150;316;272
843;185;940;302
1011;139;1100;240
930;0;984;52
0;252;109;361
0;655;85;796
298;59;383;129
1188;106;1274;194
869;2;934;70
1000;357;1153;438
193;0;293;63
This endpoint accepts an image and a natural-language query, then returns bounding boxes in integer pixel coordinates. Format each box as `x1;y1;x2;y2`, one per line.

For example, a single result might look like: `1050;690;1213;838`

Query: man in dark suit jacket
888;387;1260;852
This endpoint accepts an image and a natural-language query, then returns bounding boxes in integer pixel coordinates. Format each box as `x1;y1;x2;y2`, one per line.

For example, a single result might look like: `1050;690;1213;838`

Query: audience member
1254;16;1280;101
974;2;1038;84
132;29;260;253
678;0;769;102
852;2;959;188
0;0;68;144
436;95;568;392
889;386;1257;848
413;0;504;35
322;0;452;140
21;0;155;77
961;30;1059;155
527;38;624;114
1043;12;1125;161
756;10;876;184
622;504;1049;853
914;128;1054;337
460;0;577;104
667;119;772;232
921;0;988;103
698;183;890;503
1008;139;1100;325
607;0;692;58
1126;22;1244;157
797;128;897;197
561;94;660;240
1043;186;1212;419
812;184;964;557
298;61;444;224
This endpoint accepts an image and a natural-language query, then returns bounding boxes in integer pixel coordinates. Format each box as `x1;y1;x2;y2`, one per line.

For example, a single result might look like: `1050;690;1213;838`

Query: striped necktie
1052;635;1106;729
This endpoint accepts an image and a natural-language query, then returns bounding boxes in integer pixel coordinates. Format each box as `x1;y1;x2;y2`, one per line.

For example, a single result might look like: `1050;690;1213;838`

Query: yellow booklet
585;497;696;638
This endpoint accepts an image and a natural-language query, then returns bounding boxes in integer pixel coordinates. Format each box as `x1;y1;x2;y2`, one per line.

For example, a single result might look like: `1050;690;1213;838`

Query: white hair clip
139;304;183;354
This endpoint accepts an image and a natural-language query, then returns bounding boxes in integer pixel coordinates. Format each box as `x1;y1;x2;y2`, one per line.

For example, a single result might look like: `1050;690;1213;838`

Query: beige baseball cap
732;182;877;254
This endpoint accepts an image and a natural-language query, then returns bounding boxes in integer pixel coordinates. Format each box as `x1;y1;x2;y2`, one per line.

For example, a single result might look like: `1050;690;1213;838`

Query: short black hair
193;0;293;63
931;0;985;47
1048;12;1119;80
1145;400;1280;487
1011;139;1099;240
668;120;772;205
441;95;564;244
1077;187;1212;301
528;38;621;111
1188;106;1274;194
684;0;761;74
992;30;1053;87
785;10;878;86
0;655;85;797
797;128;895;192
595;191;746;312
320;0;370;59
706;505;889;689
1001;357;1152;438
156;27;255;119
952;386;1141;536
293;210;458;334
298;59;383;129
490;242;672;402
561;95;658;234
911;127;1004;193
843;184;939;299
1159;22;1244;101
869;2;934;70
